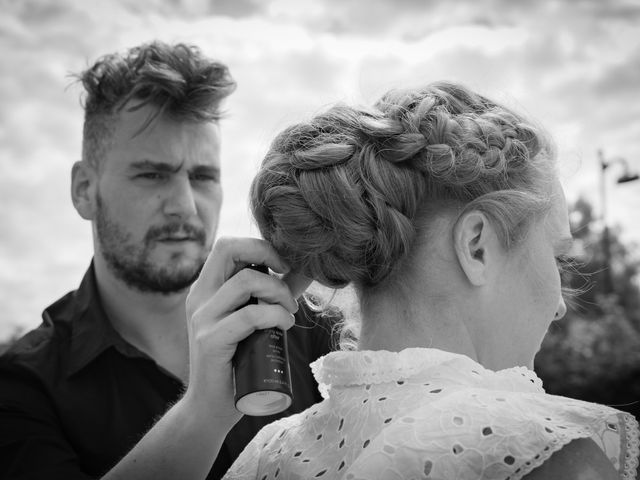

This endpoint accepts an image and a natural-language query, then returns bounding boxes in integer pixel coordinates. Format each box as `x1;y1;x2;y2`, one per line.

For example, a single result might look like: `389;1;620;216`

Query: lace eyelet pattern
224;348;640;480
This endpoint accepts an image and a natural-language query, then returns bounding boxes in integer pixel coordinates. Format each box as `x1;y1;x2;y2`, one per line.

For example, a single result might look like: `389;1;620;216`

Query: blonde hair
252;82;556;295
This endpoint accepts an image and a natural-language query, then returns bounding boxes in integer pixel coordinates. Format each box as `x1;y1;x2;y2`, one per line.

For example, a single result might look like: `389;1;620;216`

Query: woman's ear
71;161;98;220
453;210;499;286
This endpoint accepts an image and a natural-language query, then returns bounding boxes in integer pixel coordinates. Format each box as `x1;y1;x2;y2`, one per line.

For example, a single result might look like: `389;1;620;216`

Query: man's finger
194;304;296;351
195;237;290;293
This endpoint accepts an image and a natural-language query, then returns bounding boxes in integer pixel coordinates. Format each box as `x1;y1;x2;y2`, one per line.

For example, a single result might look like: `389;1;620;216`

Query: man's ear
71;161;98;220
452;210;499;286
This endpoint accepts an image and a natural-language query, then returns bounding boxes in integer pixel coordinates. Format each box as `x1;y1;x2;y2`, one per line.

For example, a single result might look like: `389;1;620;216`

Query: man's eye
137;172;166;180
191;174;219;183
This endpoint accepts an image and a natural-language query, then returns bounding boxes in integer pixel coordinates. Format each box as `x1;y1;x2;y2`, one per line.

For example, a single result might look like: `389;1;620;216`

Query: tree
535;197;640;420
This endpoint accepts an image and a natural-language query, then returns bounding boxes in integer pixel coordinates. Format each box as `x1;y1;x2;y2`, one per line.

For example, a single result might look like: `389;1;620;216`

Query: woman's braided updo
250;81;556;290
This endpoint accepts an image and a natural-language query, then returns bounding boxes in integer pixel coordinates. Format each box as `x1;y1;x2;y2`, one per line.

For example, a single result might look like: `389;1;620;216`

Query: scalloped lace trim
311;348;543;397
624;413;640;480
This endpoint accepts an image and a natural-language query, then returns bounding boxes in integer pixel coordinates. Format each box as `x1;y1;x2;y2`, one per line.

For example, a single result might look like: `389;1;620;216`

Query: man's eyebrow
129;160;181;173
129;160;220;177
190;164;220;175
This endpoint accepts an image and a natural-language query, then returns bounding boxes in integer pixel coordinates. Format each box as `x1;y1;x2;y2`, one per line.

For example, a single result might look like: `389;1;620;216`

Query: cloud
210;0;265;18
595;47;640;97
2;0;640;341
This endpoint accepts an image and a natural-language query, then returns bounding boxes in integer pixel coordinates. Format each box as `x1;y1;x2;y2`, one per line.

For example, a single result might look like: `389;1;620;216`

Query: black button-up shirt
0;264;336;479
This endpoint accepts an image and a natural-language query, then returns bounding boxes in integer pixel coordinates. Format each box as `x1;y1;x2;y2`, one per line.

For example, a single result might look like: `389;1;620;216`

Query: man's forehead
111;106;219;143
105;116;221;171
113;100;218;136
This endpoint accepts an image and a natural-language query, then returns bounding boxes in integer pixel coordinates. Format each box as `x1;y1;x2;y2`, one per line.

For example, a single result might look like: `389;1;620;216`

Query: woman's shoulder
223;402;325;479
345;389;638;479
522;437;621;480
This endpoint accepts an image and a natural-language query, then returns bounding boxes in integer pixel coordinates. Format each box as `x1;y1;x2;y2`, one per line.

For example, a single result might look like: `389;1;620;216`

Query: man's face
94;104;223;294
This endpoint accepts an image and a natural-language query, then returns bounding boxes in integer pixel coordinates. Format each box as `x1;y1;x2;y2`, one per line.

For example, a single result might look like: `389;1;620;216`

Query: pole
598;150;613;294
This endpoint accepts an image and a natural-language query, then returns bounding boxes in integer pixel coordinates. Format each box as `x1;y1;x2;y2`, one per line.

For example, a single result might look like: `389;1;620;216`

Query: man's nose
163;176;197;219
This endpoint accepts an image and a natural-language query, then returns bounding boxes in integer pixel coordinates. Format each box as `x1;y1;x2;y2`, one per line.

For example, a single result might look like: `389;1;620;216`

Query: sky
1;0;639;341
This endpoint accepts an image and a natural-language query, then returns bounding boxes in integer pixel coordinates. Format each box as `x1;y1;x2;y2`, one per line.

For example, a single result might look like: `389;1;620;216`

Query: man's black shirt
0;264;336;479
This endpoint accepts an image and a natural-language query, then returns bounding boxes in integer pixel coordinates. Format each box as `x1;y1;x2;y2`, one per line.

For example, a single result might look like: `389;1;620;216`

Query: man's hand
183;237;300;428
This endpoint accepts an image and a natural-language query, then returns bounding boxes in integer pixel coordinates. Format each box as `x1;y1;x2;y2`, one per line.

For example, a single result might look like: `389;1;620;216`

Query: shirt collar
311;348;543;398
62;262;145;377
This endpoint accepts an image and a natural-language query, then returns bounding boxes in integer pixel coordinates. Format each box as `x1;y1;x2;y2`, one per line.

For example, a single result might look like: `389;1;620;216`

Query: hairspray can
232;264;293;416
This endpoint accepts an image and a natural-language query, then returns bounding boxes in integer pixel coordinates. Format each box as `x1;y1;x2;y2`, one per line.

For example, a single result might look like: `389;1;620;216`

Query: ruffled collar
311;348;544;397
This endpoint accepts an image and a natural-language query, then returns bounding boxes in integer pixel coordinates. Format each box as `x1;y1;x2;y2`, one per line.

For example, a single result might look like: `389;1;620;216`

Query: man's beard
95;193;210;294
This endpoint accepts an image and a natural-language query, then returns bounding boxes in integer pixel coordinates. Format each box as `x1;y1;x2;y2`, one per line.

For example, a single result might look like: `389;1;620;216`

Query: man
0;41;335;479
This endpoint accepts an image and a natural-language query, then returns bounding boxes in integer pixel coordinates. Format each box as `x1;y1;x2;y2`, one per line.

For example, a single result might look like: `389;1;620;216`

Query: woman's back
225;349;637;479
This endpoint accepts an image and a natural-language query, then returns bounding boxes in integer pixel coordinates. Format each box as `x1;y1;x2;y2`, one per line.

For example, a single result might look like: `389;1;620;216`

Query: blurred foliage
535;197;640;420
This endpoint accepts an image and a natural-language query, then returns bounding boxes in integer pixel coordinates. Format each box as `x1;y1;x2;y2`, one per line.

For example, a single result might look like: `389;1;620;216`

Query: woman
223;82;639;479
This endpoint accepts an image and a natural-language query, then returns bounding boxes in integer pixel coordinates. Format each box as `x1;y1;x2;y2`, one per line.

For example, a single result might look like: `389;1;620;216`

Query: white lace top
223;348;639;479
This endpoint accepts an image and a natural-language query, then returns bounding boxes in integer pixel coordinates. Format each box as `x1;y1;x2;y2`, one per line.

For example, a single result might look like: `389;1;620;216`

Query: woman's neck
357;291;479;363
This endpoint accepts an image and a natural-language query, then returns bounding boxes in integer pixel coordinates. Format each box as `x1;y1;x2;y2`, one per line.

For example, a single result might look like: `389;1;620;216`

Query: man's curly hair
75;41;236;168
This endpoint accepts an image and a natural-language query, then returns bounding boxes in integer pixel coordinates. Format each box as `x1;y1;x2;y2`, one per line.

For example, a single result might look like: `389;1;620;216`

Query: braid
251;81;555;289
370;83;546;196
251;104;425;287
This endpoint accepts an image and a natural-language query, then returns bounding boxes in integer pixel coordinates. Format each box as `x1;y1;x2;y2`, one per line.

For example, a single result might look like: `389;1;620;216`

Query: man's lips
146;224;206;245
156;236;199;242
